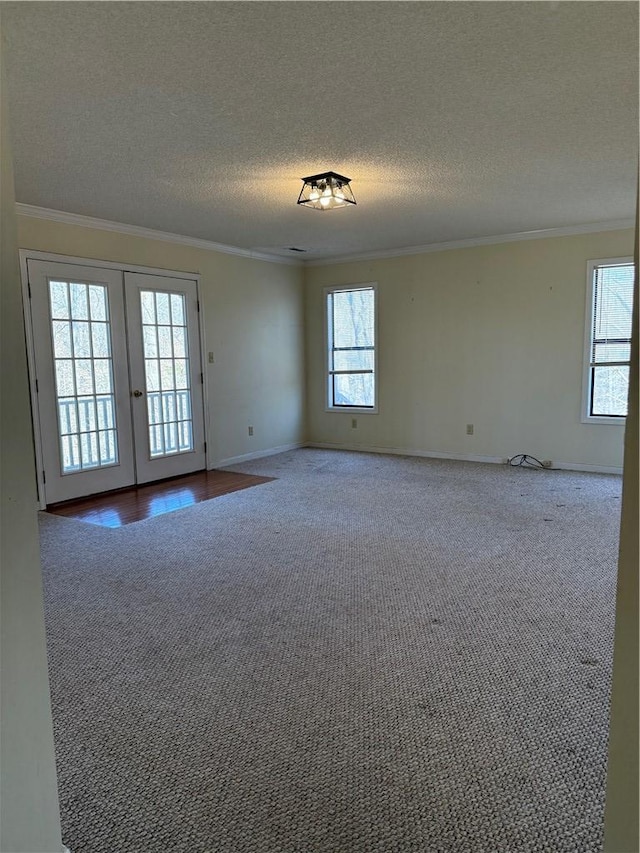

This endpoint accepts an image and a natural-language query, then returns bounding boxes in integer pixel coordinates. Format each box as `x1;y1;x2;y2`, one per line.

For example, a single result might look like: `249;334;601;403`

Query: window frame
581;256;633;424
324;282;378;414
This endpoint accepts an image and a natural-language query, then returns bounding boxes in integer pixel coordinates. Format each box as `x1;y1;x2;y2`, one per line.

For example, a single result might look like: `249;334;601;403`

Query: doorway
24;256;207;505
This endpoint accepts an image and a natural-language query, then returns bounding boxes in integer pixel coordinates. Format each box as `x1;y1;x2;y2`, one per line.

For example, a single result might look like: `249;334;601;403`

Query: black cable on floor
508;453;547;469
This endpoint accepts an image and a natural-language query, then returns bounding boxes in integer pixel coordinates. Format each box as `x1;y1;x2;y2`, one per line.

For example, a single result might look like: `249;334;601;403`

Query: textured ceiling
3;1;638;261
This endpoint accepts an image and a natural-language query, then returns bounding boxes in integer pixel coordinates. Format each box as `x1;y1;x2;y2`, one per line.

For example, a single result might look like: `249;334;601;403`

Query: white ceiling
3;1;638;262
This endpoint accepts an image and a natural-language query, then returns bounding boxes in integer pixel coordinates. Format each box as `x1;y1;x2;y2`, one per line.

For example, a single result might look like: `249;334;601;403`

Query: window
326;284;377;411
583;258;634;421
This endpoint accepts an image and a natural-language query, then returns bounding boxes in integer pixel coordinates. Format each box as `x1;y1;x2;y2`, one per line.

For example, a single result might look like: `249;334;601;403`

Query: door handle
132;389;144;398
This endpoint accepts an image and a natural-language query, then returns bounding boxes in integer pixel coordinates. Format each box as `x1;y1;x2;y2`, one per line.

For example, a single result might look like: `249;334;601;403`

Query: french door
27;259;206;505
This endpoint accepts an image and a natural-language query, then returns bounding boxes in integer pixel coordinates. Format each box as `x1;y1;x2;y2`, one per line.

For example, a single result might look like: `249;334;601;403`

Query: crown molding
15;204;301;266
15;203;633;267
304;219;636;267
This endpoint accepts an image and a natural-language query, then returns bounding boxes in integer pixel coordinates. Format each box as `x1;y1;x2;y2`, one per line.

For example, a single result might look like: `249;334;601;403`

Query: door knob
132;389;144;398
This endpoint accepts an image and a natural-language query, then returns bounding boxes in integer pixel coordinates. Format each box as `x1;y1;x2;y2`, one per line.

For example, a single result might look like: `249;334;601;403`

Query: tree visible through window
327;285;376;409
586;260;634;418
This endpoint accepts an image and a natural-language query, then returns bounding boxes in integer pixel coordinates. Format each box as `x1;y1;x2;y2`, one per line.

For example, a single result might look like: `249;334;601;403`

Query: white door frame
19;249;210;509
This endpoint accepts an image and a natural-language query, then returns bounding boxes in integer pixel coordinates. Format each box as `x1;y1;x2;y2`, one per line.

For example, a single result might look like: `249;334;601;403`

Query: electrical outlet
208;352;214;364
351;418;358;429
542;459;553;468
248;426;254;436
466;424;474;435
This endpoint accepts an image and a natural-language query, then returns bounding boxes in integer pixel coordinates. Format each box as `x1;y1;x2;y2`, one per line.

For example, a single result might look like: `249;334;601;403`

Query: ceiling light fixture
297;171;356;210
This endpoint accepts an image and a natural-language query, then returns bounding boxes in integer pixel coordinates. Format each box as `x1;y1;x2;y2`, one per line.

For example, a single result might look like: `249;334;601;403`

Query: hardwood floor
46;469;275;527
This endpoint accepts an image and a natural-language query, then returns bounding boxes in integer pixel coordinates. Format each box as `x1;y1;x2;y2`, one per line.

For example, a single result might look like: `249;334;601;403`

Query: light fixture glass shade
297;171;356;210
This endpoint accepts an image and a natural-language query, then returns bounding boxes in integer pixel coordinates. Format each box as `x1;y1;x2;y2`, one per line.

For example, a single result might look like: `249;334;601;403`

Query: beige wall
17;215;306;467
0;30;63;853
305;229;634;470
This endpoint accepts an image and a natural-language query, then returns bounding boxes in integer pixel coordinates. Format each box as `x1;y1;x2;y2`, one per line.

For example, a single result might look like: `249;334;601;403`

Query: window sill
325;406;378;415
581;415;627;425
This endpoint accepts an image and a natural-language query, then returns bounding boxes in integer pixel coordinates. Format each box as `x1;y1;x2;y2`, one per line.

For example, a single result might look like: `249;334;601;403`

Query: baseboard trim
307;442;623;475
551;460;623;475
216;441;306;468
308;441;505;466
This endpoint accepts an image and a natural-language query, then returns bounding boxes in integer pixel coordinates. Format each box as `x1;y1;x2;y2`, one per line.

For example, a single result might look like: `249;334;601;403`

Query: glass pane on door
140;290;194;458
49;279;118;473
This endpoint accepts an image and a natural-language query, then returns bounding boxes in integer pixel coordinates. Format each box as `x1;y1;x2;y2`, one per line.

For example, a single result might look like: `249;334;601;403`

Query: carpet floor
39;448;621;853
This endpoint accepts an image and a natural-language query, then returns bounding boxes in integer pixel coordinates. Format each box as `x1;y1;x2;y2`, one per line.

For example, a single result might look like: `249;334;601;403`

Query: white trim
326;407;379;415
16;203;633;269
19;253;47;508
16;204;301;267
216;442;305;468
309;441;505;465
582;416;627;426
306;219;635;267
307;442;623;474
324;282;378;413
195;276;210;471
551;460;623;475
581;256;633;424
19;248;201;281
196;283;213;472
